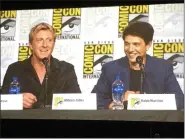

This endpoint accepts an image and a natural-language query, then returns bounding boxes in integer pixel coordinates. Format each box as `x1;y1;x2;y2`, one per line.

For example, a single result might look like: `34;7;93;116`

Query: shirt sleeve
164;62;184;110
91;65;112;109
63;65;81;93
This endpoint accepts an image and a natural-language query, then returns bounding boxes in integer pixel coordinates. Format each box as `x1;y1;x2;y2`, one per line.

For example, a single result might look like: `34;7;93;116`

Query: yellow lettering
0;11;16;18
94;44;113;54
83;45;94;74
119;6;129;33
18;46;29;61
164;43;184;53
153;43;164;58
62;8;81;16
129;5;149;14
52;9;62;35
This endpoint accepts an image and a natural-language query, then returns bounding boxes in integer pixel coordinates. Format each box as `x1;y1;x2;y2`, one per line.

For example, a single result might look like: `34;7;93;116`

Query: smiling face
29;29;55;60
124;35;151;64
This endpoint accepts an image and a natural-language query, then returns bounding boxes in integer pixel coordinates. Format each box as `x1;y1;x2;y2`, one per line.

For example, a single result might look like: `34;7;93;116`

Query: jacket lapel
144;55;159;93
120;69;130;92
117;57;130;92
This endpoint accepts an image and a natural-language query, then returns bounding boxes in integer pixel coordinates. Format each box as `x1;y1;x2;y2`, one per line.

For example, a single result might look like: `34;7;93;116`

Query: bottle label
9;87;20;94
112;86;124;93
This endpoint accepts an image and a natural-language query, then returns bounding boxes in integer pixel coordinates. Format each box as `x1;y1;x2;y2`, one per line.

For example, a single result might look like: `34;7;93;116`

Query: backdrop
1;3;184;94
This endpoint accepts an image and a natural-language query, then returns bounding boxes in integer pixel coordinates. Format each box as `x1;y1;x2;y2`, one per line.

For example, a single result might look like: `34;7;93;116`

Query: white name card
1;94;23;110
127;94;177;110
52;93;97;110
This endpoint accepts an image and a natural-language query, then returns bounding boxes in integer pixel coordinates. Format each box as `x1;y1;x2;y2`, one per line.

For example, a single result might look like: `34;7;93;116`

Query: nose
128;44;135;52
42;40;47;47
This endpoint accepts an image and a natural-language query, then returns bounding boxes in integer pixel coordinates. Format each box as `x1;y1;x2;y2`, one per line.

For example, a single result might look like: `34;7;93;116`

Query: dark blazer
2;56;81;108
91;54;184;110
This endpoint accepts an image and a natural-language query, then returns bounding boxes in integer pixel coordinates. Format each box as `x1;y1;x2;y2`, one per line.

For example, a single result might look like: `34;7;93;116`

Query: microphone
136;56;145;71
136;56;145;94
41;57;50;73
136;56;154;94
41;57;50;108
136;56;142;64
41;57;49;65
136;56;143;66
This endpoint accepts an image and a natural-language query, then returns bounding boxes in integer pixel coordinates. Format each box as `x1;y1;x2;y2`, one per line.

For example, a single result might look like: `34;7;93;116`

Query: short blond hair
29;22;56;44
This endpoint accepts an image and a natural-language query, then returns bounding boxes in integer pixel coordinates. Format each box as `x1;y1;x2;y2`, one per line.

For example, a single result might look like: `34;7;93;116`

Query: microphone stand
43;63;50;108
139;64;145;94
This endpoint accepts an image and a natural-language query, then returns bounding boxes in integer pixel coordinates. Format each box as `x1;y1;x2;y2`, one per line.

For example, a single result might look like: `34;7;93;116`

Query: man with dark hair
91;21;184;110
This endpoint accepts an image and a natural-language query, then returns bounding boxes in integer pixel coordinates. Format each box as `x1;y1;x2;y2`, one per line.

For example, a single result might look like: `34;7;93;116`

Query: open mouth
129;53;137;57
40;50;48;53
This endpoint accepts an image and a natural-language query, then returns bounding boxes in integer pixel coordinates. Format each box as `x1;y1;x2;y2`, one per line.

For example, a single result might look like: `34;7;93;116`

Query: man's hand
122;90;140;102
23;93;37;108
108;90;140;109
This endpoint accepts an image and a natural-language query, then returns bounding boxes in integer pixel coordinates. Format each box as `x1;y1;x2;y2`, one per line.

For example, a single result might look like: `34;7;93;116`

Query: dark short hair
122;21;154;45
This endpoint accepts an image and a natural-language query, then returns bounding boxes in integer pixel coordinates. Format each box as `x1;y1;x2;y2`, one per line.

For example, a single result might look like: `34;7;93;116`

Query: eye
1;25;13;34
62;17;80;33
165;19;181;27
124;42;129;47
0;19;16;34
133;43;140;47
36;38;43;42
172;61;181;70
63;23;76;32
164;14;183;27
63;22;79;32
167;54;184;70
46;38;53;43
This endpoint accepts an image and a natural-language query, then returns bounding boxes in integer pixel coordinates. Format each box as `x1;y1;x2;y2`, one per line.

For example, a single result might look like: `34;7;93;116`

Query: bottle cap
116;75;120;80
13;77;18;81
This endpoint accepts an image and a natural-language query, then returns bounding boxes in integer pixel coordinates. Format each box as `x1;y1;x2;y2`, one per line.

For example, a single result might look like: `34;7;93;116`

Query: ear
29;43;33;50
146;41;152;51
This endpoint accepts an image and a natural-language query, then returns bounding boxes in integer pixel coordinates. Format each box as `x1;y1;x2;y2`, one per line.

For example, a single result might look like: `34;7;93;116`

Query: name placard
1;94;23;110
127;94;177;110
52;93;97;110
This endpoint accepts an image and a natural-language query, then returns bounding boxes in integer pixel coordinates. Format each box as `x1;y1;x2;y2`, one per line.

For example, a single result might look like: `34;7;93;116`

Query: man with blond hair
2;22;81;109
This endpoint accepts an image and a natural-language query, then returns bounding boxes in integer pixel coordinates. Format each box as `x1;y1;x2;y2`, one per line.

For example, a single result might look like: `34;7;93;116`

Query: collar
50;56;60;71
23;55;60;72
118;54;152;72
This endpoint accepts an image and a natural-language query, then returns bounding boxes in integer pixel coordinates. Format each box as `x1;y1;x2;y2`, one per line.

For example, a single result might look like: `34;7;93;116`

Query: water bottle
112;75;124;110
9;77;20;94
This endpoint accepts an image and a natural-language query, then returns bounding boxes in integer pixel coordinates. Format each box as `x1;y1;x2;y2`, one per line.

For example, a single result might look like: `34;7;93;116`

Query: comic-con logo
0;10;17;41
52;8;81;40
54;97;64;107
153;40;184;79
18;43;32;61
130;98;141;108
118;5;149;38
152;4;183;37
83;41;114;79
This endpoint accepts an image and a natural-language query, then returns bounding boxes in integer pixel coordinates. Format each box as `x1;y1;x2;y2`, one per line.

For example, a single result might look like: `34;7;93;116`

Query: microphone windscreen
41;57;49;64
136;56;143;64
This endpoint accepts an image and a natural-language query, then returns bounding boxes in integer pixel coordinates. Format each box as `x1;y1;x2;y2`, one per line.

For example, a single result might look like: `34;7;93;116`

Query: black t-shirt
129;68;142;92
124;68;142;109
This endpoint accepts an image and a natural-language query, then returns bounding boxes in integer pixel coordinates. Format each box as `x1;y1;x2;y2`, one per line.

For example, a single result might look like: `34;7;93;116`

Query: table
1;109;184;122
1;109;184;138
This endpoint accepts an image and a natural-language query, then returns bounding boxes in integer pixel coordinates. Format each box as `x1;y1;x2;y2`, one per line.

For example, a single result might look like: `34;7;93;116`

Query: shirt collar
23;55;60;71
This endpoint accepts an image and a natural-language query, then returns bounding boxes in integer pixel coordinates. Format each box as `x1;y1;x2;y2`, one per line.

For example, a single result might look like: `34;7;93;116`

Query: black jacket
2;56;81;108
